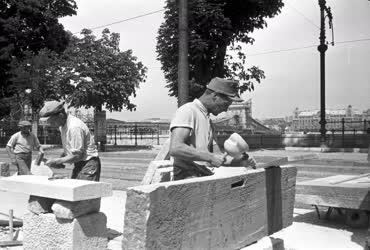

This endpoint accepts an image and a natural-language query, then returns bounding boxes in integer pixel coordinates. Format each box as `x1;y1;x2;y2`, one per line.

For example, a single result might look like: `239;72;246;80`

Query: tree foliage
61;29;147;112
156;0;284;99
9;49;64;114
0;0;77;119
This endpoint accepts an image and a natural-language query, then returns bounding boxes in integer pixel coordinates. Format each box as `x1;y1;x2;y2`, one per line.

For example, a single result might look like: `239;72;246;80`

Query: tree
156;0;284;99
0;0;77;119
61;29;147;112
8;49;65;119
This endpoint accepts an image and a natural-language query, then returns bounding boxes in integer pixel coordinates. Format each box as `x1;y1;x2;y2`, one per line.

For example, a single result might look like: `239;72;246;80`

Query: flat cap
18;120;32;127
39;101;65;117
207;77;243;102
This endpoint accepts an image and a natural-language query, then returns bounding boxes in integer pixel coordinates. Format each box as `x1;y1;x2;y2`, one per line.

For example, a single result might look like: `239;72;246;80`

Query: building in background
213;100;274;134
291;105;369;133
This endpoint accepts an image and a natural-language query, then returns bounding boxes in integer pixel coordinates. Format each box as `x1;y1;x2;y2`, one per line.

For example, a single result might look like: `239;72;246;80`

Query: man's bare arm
169;127;225;167
45;153;82;166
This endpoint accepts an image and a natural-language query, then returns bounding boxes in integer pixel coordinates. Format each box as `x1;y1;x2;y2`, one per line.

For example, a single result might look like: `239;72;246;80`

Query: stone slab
0;175;112;201
0;162;10;177
52;198;101;219
141;160;173;185
123;165;297;250
28;195;55;214
23;212;108;250
151;167;173;183
30;160;53;177
242;236;287;250
296;175;370;210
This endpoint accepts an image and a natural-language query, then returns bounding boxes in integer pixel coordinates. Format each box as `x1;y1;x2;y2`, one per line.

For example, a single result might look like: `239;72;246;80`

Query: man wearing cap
39;101;101;181
6;121;44;175
169;77;256;180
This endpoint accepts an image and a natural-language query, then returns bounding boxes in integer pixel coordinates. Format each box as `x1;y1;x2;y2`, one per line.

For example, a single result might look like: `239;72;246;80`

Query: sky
59;0;370;121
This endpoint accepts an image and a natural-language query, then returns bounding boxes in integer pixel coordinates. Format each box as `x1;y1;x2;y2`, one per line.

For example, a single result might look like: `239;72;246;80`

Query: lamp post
178;0;189;107
24;88;32;121
318;0;333;146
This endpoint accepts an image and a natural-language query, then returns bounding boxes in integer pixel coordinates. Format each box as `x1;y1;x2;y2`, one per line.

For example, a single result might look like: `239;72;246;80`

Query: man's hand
209;153;227;168
242;156;257;169
45;158;60;167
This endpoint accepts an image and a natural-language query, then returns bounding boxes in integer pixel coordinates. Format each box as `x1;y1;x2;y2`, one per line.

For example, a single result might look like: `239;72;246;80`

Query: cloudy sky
60;0;370;121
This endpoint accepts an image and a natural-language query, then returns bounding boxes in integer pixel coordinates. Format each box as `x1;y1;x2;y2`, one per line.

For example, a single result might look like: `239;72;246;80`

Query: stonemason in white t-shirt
170;99;215;177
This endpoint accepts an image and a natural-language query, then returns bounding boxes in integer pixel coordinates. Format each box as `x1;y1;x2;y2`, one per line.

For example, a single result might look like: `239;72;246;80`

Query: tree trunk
212;44;227;78
94;107;106;152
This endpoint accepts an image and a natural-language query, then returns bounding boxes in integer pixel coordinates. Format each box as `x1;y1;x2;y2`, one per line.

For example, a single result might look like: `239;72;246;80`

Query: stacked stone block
0;176;112;250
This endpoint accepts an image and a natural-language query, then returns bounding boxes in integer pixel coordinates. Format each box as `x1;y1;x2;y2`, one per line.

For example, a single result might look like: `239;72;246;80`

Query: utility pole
177;0;189;107
318;0;333;145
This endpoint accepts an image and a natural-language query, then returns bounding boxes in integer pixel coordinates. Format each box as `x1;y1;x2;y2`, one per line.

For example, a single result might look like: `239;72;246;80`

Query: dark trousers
71;157;101;182
15;153;32;175
173;164;214;181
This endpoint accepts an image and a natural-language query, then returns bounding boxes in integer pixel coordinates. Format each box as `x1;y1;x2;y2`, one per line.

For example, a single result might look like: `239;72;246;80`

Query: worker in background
169;77;256;180
6;120;44;175
39;101;101;181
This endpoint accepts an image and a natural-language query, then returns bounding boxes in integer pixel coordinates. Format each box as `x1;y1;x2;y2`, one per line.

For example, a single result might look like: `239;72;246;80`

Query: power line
246;38;370;57
247;45;317;57
335;38;370;44
285;1;320;29
72;9;165;34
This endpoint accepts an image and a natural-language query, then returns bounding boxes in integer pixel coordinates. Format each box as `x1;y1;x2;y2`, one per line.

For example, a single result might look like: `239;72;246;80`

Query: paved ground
0;146;369;249
1;191;367;250
0;146;161;190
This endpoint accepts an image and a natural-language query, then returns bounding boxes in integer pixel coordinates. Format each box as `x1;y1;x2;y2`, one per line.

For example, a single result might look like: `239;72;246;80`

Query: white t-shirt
60;115;98;161
170;99;213;168
7;131;40;154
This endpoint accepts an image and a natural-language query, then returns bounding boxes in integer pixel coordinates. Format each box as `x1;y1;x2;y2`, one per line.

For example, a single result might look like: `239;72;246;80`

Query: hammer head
223;133;249;159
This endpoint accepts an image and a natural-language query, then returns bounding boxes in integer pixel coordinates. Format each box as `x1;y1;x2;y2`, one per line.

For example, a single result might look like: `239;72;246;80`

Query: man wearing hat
6;120;44;175
169;77;256;180
39;101;101;181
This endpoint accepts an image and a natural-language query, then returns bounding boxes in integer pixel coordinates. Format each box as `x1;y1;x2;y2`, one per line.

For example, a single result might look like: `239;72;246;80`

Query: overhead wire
72;9;165;34
246;38;370;57
4;6;369;61
285;1;320;29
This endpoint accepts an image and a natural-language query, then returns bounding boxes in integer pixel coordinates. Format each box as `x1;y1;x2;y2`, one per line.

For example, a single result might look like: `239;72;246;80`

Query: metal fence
105;123;170;146
0;121;61;147
296;119;370;135
216;132;370;149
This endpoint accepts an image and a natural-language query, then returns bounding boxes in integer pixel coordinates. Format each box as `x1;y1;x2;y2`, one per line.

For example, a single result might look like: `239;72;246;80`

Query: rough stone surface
141;160;173;185
23;212;108;250
151;167;173;183
296;175;370;210
52;198;101;219
123;166;297;250
28;195;55;214
0;175;112;201
0;162;10;177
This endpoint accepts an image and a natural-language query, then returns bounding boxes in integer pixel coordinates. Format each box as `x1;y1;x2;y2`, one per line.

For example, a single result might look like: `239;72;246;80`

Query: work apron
71;157;101;181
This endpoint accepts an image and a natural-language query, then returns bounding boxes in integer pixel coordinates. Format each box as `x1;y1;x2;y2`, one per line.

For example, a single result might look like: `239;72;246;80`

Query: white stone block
0;175;112;201
52;198;101;219
23;212;108;250
123;166;297;250
28;195;55;214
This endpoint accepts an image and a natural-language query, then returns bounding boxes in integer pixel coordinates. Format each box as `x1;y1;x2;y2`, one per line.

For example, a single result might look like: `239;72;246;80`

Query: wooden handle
9;209;13;241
